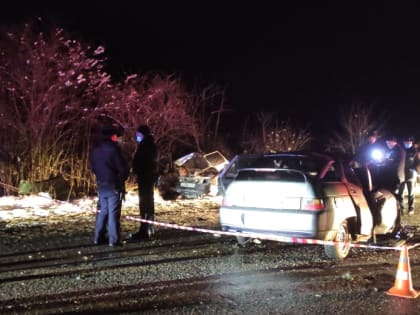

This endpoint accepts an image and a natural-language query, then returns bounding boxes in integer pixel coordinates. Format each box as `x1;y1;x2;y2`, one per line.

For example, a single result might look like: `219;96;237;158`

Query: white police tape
124;215;412;251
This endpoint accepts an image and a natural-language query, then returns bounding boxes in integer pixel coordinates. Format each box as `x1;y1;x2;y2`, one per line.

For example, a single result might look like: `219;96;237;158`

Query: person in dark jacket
383;135;406;194
354;130;382;168
129;124;158;240
90;125;129;246
353;130;385;194
397;136;420;215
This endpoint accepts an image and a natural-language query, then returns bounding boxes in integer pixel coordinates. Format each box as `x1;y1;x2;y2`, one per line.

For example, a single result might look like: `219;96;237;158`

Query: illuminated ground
1;191;420;314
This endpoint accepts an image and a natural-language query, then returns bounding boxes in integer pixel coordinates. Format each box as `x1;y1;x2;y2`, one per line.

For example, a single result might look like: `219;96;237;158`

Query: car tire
324;220;351;260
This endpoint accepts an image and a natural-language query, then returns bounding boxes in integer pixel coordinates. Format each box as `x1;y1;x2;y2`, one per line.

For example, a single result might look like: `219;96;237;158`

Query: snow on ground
0;190;222;221
0;191;141;221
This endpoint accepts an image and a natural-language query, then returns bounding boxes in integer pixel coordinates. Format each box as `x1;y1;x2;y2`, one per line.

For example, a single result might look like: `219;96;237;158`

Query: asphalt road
1;194;420;314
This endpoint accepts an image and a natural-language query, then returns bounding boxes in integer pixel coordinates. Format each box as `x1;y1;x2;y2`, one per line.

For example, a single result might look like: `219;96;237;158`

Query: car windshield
204;151;227;166
236;169;306;182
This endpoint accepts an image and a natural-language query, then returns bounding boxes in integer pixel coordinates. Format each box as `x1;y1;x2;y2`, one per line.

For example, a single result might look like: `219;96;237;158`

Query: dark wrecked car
157;151;229;200
218;152;402;260
173;151;229;199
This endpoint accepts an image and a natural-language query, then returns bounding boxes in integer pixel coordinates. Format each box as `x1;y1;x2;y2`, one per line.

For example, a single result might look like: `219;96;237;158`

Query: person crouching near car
90;125;129;247
397;136;420;216
128;124;158;241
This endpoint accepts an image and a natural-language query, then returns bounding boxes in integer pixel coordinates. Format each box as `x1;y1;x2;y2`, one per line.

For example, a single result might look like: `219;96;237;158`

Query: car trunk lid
221;168;321;211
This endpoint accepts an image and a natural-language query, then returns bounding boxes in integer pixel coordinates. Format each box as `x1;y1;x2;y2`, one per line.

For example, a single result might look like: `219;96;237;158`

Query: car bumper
219;206;331;240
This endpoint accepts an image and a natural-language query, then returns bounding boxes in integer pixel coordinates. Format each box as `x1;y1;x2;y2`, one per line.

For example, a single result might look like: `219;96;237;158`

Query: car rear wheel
324;220;351;260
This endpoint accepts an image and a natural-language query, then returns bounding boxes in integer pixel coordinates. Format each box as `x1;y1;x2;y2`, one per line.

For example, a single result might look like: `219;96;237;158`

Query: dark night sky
2;1;420;138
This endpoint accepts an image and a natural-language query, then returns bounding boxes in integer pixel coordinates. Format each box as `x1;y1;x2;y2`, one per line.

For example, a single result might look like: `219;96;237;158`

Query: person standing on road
397;136;420;215
129;124;158;240
383;135;406;195
90;125;129;246
354;130;382;168
353;130;385;198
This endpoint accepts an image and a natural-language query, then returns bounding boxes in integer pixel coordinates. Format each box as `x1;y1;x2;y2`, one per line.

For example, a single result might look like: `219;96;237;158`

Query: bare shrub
0;20;111;195
326;104;388;154
0;20;228;196
188;84;228;152
240;112;312;153
96;73;228;164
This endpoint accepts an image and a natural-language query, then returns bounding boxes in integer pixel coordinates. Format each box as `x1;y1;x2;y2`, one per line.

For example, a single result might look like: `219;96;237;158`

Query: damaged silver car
218;152;402;260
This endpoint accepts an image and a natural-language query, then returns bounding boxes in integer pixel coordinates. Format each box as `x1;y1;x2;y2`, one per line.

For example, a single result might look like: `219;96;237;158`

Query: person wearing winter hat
90;124;129;246
397;136;420;215
354;130;382;168
128;124;158;240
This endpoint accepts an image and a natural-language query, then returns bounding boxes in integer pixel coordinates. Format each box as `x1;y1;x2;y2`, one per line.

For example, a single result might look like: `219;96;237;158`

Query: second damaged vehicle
174;151;229;199
218;152;402;260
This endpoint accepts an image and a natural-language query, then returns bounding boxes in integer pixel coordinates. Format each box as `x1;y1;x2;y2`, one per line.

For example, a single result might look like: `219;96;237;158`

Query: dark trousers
138;181;155;236
397;180;416;210
95;188;122;245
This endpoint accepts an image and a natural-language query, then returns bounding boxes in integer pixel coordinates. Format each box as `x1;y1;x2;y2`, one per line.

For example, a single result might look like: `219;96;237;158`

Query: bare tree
95;72;214;163
264;121;312;153
326;103;388;154
0;19;229;195
240;112;312;153
188;84;227;152
0;19;111;194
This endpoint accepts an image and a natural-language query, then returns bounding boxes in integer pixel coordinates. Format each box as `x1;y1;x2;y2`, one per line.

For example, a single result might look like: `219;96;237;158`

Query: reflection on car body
218;152;401;259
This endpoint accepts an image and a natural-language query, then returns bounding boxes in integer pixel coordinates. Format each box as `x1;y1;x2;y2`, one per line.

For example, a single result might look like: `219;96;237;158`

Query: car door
341;160;373;235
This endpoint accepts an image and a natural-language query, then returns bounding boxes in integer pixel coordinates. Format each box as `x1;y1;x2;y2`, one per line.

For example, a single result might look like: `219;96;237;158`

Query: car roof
238;151;334;162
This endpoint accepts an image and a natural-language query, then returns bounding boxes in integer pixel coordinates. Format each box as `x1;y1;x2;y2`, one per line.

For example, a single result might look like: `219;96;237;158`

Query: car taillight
301;198;324;211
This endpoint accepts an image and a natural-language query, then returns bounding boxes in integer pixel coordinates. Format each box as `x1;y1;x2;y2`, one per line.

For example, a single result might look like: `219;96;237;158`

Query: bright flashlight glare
371;149;384;161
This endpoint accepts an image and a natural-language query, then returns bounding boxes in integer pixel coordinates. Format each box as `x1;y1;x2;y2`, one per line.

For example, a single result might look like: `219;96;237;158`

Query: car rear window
251;156;323;173
221;154;329;182
236;169;306;182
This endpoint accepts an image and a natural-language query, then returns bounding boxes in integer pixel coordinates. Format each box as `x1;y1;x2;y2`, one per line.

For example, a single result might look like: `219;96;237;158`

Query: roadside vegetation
0;18;386;198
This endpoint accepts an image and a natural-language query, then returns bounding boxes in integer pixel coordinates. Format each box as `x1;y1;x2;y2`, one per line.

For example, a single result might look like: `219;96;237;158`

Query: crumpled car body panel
174;151;229;198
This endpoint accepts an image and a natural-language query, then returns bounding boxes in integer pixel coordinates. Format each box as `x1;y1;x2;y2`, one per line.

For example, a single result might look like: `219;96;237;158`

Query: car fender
345;182;373;235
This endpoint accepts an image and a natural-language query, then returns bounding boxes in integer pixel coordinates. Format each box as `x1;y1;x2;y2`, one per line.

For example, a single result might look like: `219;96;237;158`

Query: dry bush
240;112;312;153
0;19;229;197
187;84;227;152
264;124;312;153
0;19;111;195
95;73;228;163
325;103;388;154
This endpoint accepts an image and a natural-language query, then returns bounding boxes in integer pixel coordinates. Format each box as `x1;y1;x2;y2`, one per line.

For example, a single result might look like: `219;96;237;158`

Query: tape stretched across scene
123;215;413;251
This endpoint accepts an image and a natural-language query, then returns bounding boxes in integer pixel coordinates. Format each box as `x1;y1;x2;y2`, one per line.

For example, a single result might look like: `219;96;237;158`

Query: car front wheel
324;220;351;260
